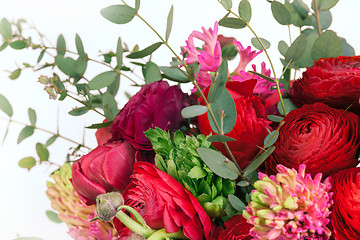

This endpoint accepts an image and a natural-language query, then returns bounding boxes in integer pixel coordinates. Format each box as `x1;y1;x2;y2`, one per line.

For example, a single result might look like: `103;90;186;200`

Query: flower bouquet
1;0;360;239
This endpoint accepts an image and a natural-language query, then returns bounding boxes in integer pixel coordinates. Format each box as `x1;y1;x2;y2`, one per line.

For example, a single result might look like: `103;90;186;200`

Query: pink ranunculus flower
233;39;263;74
71;141;136;205
183;22;222;72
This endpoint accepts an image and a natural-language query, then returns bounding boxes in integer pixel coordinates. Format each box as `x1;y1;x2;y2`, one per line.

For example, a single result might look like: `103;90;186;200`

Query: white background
0;0;359;239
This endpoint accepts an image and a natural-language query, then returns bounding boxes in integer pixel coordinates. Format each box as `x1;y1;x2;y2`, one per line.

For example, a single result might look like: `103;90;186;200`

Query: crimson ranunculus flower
198;80;272;170
110;81;190;151
118;162;211;240
218;215;252;240
266;102;360;178
71;141;136;205
330;167;360;240
288;56;360;113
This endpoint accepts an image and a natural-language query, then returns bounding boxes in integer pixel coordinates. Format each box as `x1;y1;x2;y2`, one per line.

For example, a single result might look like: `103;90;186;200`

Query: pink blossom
233;39;262;74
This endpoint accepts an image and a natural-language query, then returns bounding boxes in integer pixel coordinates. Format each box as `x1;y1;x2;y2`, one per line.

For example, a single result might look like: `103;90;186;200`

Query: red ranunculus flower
117;162;211;240
218;215;252;240
198;80;272;170
266;102;360;178
71;141;136;205
330;167;360;240
110;81;190;151
288;56;360;113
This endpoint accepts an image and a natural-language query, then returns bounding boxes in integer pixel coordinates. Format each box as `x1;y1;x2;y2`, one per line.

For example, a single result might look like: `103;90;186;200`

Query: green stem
147;229;188;240
115;210;156;238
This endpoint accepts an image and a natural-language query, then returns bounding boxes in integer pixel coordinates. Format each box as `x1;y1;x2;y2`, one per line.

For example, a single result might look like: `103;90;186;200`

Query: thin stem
313;0;322;35
0;117;92;150
116;210;156;238
66;93;106;117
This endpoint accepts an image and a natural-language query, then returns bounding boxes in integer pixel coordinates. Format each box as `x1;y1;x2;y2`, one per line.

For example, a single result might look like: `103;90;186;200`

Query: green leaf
18;157;36;170
181;105;208;118
285;34;307;62
56;34;66;56
0;18;12;40
88;71;119;90
228;194;246;212
277;98;297;116
37;49;46;63
248;71;274;82
197;147;238;180
45;135;58;147
271;1;291;25
100;5;137;24
0;41;9;51
46;210;62;223
17;126;34;144
107;75;121;96
243;146;275;177
295;30;318;68
102;92;118;120
9;69;21;80
251;37;270;50
218;18;246;29
28;108;36;126
293;0;310;19
135;0;140;11
86;121;112;129
0;93;13;117
311;30;342;61
36;143;49;162
221;0;232;10
55;55;76;77
311;0;338;11
263;129;279;148
207;135;236;143
68;107;89;116
10;40;27;50
188;166;207;179
267;115;284;122
208;88;236;134
126;42;162;59
208;60;228;103
165;5;174;42
238;0;251;22
144;61;162;84
160;66;189;83
75;34;85;57
340;38;355;57
116;37;123;68
237;181;250;187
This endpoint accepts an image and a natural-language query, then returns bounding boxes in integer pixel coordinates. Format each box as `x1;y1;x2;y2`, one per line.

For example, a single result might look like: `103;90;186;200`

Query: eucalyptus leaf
181;105;208;119
243;146;275;177
0;18;12;40
340;38;355;57
207;88;236;134
228;194;246;212
28;108;36;126
237;181;250;187
249;71;274;82
135;0;140;11
251;37;270;50
271;1;291;25
37;49;46;63
267;115;284;122
293;0;310;19
68;107;89;116
196;147;238;180
88;71;119;90
46;210;62;223
18;157;36;170
207;135;236;143
165;5;174;42
221;0;232;10
311;0;338;11
278;40;289;57
277;98;297;116
116;37;123;68
10;40;27;50
311;30;342;61
75;34;85;57
9;69;21;80
126;42;162;59
56;34;66;56
295;30;318;68
208;60;228;103
86;121;112;129
285;34;307;63
17;126;34;144
263;129;279;148
55;55;76;77
45;135;58;147
144;61;162;84
102;92;118;120
0;93;13;117
238;0;251;22
160;66;189;83
100;5;137;24
36;143;49;162
219;18;246;29
0;41;9;51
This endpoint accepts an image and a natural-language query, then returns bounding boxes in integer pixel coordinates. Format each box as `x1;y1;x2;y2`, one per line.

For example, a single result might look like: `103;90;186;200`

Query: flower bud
96;192;123;221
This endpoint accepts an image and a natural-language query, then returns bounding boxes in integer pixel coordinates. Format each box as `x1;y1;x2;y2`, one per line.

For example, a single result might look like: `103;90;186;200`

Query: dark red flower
330;167;360;240
110;81;190;151
198;80;272;170
117;162;211;240
266;102;360;178
288;56;360;113
218;215;252;240
71;141;136;205
95;119;112;146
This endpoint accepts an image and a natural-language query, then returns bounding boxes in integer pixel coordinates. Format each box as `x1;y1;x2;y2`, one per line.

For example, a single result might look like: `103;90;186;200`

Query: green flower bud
96;192;123;221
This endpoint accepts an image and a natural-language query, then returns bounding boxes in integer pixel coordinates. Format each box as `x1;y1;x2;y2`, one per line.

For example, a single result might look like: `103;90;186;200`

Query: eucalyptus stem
66;93;106;118
0;116;92;150
313;0;322;35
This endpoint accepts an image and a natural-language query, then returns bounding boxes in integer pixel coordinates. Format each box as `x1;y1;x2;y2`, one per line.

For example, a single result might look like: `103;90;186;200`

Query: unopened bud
96;192;123;221
38;75;50;84
128;233;146;240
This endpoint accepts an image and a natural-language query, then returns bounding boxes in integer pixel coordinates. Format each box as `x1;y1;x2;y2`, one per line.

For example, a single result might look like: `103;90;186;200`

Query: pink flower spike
233;39;262;74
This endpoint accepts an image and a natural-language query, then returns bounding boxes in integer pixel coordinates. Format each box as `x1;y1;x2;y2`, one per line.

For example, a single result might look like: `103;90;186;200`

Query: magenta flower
243;164;333;240
183;22;222;72
233;39;262;74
